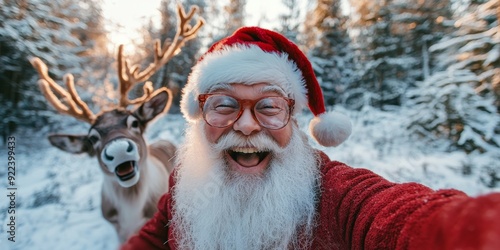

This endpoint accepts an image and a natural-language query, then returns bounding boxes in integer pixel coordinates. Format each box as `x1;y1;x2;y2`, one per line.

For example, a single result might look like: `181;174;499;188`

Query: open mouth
114;161;137;181
227;147;270;167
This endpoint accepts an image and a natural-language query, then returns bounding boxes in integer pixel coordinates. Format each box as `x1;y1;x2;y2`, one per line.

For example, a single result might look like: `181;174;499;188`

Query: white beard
172;121;320;250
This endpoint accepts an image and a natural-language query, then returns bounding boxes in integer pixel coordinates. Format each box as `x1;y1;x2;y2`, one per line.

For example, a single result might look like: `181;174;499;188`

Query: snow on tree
346;0;453;109
430;0;500;111
278;0;301;42
303;0;359;108
405;70;499;152
403;0;500;178
0;0;106;142
404;69;500;186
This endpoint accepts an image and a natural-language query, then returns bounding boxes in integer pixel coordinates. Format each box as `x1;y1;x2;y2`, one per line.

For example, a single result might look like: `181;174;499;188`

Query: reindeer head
30;4;204;188
44;91;171;188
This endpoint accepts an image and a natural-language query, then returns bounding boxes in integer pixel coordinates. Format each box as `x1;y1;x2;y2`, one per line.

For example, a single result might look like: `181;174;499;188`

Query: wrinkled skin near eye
203;83;294;175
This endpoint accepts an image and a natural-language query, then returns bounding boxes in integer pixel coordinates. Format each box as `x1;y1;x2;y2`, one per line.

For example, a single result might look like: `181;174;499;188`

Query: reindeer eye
88;129;101;146
127;115;140;131
88;135;99;144
131;120;139;128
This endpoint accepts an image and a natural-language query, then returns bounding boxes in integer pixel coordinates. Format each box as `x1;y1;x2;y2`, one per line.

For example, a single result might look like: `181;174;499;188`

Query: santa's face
203;83;293;175
172;108;319;250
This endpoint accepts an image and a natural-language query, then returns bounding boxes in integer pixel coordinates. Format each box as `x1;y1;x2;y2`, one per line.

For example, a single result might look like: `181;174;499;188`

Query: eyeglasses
198;94;295;130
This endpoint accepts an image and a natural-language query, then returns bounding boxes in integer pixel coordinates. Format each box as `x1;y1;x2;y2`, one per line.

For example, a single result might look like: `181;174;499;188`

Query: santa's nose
233;108;261;135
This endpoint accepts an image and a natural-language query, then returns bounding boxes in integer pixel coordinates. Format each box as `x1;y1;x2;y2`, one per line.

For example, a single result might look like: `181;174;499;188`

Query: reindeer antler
30;57;96;124
117;4;205;107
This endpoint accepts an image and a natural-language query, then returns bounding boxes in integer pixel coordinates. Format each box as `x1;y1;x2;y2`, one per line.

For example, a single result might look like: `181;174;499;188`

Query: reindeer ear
134;89;172;123
48;134;90;154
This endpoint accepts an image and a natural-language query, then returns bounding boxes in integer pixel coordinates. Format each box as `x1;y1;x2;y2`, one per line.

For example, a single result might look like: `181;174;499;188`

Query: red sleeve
317;152;500;250
401;192;500;249
120;171;176;250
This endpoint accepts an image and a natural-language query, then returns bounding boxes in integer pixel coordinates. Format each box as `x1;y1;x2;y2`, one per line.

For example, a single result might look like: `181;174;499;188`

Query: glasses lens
201;95;292;129
203;95;240;127
254;97;290;129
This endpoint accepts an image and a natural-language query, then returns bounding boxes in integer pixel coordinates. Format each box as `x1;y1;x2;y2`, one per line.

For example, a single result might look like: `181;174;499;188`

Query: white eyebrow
208;83;287;97
261;85;287;97
208;83;232;92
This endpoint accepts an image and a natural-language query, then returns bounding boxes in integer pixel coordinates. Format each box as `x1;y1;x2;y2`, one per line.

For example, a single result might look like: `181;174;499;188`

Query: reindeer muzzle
101;138;141;188
115;161;138;181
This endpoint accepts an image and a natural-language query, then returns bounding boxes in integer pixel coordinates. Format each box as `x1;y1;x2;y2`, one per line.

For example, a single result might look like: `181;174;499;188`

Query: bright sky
101;0;303;49
101;0;162;50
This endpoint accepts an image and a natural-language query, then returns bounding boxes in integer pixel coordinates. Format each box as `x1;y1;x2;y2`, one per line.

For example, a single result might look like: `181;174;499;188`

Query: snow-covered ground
1;110;499;250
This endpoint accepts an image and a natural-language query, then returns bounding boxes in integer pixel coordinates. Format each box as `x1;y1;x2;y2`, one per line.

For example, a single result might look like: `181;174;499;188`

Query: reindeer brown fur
30;4;203;242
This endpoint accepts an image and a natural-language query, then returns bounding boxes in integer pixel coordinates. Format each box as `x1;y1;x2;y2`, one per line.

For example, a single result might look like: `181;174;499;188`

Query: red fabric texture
120;173;174;250
121;151;500;249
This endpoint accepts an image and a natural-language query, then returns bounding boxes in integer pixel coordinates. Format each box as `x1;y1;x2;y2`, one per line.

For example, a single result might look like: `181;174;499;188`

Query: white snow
1;111;499;250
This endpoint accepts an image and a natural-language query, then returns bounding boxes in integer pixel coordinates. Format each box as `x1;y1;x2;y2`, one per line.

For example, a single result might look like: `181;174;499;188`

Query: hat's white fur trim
309;111;352;147
180;44;308;122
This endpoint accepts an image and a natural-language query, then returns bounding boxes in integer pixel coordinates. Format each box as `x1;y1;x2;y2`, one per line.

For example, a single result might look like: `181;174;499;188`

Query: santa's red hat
180;26;351;147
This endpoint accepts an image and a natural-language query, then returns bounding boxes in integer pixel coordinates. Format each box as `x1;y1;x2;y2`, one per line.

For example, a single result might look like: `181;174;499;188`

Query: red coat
121;152;500;249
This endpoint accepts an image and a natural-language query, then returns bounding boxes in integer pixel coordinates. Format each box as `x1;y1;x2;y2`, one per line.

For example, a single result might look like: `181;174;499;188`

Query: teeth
232;147;260;154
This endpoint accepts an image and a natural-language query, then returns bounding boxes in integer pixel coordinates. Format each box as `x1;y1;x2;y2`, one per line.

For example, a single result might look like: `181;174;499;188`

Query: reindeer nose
104;150;114;161
101;139;140;173
126;141;133;152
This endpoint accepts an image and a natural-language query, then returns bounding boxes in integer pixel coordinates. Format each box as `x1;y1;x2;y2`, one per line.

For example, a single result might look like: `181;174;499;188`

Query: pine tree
304;0;358;107
75;0;114;110
405;70;499;152
430;0;500;110
405;0;500;155
348;0;406;108
278;0;301;42
147;0;205;112
347;0;453;109
223;0;246;36
0;0;105;141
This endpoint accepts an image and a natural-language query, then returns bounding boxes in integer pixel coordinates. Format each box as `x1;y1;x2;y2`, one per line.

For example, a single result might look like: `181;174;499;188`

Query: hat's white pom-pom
309;111;352;147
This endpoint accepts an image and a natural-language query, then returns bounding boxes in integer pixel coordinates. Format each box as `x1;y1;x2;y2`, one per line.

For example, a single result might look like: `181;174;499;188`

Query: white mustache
213;132;284;154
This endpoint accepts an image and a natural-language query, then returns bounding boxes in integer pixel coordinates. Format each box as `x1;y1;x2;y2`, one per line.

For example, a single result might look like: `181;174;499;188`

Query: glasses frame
198;93;295;130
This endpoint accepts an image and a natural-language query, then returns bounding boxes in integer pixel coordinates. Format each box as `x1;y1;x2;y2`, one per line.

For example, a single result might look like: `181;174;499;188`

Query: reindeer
29;4;203;242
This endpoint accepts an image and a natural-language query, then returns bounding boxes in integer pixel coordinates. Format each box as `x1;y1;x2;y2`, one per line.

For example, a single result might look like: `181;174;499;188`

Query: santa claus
122;27;500;250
